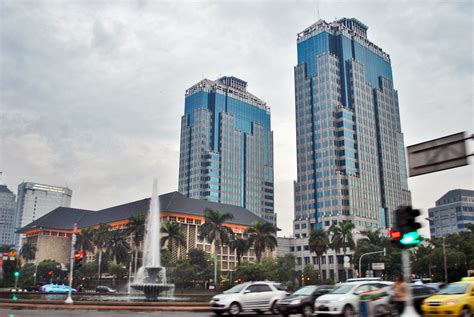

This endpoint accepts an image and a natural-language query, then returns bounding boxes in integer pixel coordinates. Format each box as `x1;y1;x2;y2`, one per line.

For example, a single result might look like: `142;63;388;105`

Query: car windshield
330;284;355;294
293;285;317;296
438;283;469;295
224;283;248;294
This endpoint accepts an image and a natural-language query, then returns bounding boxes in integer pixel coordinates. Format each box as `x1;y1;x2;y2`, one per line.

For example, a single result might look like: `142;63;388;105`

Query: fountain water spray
130;179;174;299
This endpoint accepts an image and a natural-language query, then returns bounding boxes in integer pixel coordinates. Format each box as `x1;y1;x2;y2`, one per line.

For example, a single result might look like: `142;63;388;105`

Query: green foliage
107;262;127;278
276;254;297;286
234;261;264;281
75;227;95;252
19;243;37;261
302;264;320;285
233;255;297;286
329;221;355;254
229;237;250;266
19;263;35;287
107;229;131;264
244;221;277;263
37;260;67;284
167;248;214;288
160;249;171;267
161;220;187;259
75;262;97;280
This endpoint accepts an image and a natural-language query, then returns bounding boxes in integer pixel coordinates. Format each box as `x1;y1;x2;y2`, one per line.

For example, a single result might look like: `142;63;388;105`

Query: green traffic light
400;231;422;246
13;271;20;278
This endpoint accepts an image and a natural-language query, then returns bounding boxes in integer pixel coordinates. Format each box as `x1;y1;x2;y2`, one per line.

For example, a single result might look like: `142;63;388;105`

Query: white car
314;281;393;316
209;281;288;316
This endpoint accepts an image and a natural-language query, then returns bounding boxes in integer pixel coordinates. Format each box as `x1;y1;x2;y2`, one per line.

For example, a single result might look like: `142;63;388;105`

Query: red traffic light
388;230;401;239
47;271;53;276
74;250;85;261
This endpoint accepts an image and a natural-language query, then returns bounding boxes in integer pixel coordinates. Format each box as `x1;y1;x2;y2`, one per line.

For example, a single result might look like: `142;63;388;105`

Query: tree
276;254;297;287
303;264;320;285
329;220;355;281
108;229;130;264
309;228;329;279
229;237;250;266
199;208;234;290
91;223;111;281
160;220;186;259
75;227;95;253
19;243;37;263
359;229;383;246
234;261;264;282
126;215;145;276
244;221;277;263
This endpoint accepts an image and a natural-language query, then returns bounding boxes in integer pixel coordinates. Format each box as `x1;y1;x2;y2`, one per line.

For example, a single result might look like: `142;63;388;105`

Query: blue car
40;284;77;293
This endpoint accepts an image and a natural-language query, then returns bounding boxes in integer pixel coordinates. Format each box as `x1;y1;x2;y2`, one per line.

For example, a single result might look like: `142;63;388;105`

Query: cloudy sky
1;0;472;236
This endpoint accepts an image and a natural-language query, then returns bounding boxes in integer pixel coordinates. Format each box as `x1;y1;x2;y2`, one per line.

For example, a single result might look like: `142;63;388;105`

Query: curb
2;302;210;312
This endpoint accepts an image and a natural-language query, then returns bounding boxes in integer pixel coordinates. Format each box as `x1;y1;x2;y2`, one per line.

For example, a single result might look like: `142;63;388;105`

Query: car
40;283;77;293
371;284;437;315
421;281;474;317
96;285;116;293
277;284;334;317
209;281;288;316
314;281;392;316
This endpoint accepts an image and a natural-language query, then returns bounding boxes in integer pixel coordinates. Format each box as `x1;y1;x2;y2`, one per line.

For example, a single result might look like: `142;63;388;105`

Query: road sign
366;270;374;277
344;256;350;263
407;132;469;177
372;263;385;270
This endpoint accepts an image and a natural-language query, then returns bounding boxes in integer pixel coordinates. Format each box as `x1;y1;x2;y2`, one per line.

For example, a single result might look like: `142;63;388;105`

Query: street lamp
358;248;386;278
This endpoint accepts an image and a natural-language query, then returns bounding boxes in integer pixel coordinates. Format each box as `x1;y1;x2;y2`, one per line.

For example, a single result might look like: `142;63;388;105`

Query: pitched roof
18;191;265;233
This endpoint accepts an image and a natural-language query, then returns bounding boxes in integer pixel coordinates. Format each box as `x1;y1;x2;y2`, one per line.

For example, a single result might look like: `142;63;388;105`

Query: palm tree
160;220;187;259
358;229;382;246
199;208;234;290
92;223;111;281
244;221;278;263
108;229;131;264
309;228;329;279
75;227;95;253
126;215;145;275
329;221;355;281
229;237;250;266
20;243;37;262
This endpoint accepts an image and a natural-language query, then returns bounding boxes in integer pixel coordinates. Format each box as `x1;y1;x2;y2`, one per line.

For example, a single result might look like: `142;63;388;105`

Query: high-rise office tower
178;76;275;224
0;183;17;246
293;18;411;237
15;182;72;246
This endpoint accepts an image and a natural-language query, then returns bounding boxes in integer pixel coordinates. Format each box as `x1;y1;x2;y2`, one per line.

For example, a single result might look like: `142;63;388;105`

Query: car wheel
302;304;314;316
228;302;241;316
342;304;355;317
270;301;279;314
460;306;470;317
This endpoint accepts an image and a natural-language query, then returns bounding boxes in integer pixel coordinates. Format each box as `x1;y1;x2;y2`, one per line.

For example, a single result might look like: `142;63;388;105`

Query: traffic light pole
401;250;418;317
65;224;77;304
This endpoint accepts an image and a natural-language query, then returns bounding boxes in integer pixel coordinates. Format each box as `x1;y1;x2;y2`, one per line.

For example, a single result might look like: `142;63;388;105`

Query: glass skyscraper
293;18;411;237
178;76;275;224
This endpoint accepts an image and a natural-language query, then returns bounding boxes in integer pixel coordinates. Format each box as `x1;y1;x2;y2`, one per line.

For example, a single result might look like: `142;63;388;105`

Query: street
0;310;305;317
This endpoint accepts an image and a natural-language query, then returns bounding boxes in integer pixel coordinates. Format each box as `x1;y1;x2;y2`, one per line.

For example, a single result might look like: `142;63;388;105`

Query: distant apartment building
0;184;17;246
178;76;275;224
293;18;411;238
14;182;72;246
429;189;474;238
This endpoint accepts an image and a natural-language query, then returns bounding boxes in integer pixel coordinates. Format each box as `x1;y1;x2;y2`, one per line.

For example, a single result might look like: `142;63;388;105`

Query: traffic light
13;270;20;278
391;206;423;248
74;250;85;269
48;271;53;276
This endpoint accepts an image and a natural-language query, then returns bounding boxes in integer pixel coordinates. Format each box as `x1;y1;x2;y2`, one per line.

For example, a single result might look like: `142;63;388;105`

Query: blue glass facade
293;18;411;242
179;77;275;224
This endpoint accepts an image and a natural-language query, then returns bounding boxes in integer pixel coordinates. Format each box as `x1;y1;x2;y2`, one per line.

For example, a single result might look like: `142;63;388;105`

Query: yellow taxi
422;279;474;317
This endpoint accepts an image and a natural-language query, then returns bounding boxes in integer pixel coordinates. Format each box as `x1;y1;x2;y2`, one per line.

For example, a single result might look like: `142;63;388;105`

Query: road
0;310;305;317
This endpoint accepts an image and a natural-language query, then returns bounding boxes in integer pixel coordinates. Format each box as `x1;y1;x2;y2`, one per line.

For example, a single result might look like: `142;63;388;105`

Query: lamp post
358;248;386;278
65;223;77;304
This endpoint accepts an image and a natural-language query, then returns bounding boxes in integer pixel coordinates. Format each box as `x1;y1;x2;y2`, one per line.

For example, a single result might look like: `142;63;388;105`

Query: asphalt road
1;310;303;317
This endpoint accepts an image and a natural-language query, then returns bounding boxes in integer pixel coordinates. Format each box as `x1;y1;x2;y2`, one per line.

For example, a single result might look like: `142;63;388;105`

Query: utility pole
65;223;77;304
442;236;448;284
401;250;419;316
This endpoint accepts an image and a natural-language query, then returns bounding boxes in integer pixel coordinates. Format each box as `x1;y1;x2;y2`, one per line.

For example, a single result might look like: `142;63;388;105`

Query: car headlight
445;299;459;305
290;299;301;305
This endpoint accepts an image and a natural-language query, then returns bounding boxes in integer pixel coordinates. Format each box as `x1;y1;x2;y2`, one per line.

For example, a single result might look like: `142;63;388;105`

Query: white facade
15;182;72;246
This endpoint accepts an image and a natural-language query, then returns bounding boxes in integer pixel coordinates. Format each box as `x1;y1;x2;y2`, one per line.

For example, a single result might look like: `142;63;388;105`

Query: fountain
130;179;175;299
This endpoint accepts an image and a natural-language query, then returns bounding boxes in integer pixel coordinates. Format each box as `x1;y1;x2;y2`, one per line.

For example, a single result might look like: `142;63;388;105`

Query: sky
0;0;472;237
